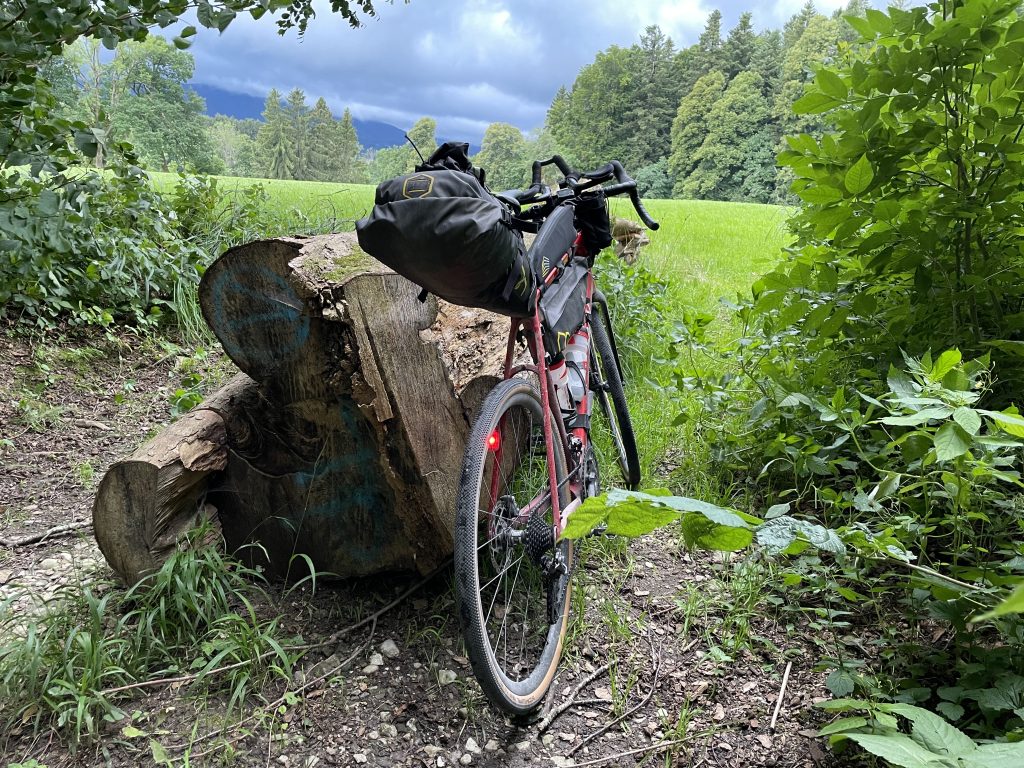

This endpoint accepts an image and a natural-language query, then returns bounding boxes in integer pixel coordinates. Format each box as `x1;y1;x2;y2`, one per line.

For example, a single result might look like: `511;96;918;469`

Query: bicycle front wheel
454;378;572;715
590;311;641;489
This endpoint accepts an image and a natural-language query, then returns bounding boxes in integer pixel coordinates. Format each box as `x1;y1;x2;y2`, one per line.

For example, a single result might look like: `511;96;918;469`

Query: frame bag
540;260;589;357
356;155;535;316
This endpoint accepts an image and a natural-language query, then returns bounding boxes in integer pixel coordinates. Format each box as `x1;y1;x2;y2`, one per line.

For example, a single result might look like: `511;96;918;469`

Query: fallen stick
0;520;92;548
565;738;689;768
537;663;611;733
769;660;793;732
569;633;668;757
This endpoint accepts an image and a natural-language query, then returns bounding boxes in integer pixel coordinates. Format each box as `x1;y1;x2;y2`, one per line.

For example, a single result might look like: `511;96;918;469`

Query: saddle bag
356;147;535;316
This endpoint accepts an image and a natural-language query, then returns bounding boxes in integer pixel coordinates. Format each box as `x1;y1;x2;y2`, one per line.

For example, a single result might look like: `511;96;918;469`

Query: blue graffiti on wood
205;262;311;368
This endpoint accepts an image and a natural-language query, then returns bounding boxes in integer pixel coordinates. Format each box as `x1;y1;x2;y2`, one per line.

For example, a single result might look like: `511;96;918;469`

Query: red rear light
487;429;501;452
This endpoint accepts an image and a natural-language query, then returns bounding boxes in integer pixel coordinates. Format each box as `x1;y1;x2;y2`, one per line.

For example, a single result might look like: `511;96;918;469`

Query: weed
14;396;64;432
75;460;94;488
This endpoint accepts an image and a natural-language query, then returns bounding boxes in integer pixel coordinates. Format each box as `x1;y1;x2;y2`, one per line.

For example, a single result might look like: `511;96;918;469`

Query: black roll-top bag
356;155;535;316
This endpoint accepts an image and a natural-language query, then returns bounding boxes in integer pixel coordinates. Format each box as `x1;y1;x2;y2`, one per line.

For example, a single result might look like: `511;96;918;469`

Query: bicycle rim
454;378;572;715
589;312;641;488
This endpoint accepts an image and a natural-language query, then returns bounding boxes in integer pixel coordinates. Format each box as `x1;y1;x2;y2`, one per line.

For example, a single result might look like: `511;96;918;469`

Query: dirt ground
0;327;843;767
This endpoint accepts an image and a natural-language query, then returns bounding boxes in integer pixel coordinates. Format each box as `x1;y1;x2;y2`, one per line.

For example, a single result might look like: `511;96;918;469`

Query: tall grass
0;529;296;747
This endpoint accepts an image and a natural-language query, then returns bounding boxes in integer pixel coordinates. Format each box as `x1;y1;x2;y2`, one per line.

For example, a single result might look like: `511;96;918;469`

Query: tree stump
94;232;513;583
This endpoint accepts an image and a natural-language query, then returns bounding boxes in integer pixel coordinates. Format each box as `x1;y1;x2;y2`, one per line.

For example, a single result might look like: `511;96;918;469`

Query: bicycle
453;155;659;715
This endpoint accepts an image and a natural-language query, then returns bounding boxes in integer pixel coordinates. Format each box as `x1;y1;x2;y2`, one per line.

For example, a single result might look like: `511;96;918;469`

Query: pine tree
723;12;756;80
284;88;310;179
784;0;818;48
305;97;339;181
751;30;784;99
625;25;678;167
669;70;726;196
695;11;724;77
256;88;293;180
336;108;365;183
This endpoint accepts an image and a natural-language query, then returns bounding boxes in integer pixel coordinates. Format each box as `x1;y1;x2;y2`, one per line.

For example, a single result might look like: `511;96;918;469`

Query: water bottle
549;358;573;417
563;329;589;405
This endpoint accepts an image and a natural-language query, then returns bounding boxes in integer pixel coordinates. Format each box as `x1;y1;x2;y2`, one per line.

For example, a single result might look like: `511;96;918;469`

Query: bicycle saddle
528;205;577;280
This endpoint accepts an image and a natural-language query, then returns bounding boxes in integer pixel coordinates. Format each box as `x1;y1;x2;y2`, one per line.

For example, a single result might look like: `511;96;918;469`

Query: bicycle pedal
586;522;609;537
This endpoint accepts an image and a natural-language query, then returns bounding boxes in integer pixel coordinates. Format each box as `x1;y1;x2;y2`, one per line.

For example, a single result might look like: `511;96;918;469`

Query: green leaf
976;581;1024;620
933;422;972;462
880;406;954;426
603;501;678;538
827;669;857;696
680;513;754;551
845;155;874;195
864;8;894;34
961;742;1024;768
816;69;848;100
844;14;876;39
952;407;981;435
798;185;844;205
844;732;948;767
122;724;147;738
980;409;1024;438
793;91;841;115
880;704;975;757
561;496;612;540
931;349;962;380
818;716;869;736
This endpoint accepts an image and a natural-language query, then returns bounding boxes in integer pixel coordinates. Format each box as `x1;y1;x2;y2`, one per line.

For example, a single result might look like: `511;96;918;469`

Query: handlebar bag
540;260;589;357
574;191;612;254
356;169;535;316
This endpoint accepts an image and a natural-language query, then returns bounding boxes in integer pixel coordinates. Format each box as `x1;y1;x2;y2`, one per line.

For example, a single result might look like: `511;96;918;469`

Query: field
2;176;834;768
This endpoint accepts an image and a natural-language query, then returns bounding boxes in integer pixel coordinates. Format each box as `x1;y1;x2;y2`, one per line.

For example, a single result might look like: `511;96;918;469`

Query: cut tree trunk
93;374;250;584
94;232;515;583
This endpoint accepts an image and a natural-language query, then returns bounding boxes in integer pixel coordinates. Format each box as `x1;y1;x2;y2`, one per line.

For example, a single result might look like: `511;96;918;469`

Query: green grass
147;171;376;228
599;197;793;497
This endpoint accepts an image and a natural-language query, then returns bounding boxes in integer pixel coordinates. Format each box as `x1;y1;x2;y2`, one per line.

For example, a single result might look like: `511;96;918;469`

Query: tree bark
94;232;513;583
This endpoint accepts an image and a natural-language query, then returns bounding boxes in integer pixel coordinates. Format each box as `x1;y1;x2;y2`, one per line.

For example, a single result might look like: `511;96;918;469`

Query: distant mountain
191;83;412;150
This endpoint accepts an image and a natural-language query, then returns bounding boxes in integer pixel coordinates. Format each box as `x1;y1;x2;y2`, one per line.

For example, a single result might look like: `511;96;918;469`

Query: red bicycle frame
487;232;594;540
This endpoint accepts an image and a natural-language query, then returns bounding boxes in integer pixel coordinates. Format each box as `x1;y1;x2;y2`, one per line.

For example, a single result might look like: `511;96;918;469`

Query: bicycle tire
454;378;573;715
589;311;641;489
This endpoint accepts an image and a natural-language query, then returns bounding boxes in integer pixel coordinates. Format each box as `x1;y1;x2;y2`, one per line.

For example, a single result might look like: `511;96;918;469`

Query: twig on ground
0;520;92;548
569;633;667;757
537;663;611;732
769;661;793;732
566;738;690;768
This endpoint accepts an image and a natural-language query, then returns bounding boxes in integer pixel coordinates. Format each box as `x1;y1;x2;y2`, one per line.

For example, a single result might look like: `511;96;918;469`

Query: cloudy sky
187;0;849;141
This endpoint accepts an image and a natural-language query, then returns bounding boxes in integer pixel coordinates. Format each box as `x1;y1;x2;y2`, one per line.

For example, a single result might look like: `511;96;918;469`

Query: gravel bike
454;156;659;714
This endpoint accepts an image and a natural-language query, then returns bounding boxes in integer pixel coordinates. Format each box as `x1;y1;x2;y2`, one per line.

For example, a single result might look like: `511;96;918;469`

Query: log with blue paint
93;232;507;584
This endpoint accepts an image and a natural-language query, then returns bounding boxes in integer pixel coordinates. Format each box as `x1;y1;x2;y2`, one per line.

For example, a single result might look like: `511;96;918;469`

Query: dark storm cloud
188;0;848;140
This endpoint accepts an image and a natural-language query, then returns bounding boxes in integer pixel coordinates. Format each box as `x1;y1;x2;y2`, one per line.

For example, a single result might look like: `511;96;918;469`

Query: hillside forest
40;1;864;199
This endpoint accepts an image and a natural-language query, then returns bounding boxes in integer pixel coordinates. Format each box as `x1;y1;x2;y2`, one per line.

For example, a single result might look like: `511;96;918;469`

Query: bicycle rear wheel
454;378;572;715
589;312;641;489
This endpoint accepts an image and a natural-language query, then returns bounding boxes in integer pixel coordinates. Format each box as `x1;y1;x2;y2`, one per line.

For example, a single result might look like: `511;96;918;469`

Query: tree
548;46;638;170
474;123;530;191
336;108;366;183
257;89;294;179
625;25;679;167
669;70;726;197
679;71;769;201
284;88;311;179
783;0;819;48
723;12;756;80
208;115;259;177
108;38;221;172
406;116;437;160
634;159;673;199
695;11;724;77
751;30;784;99
305;97;340;181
